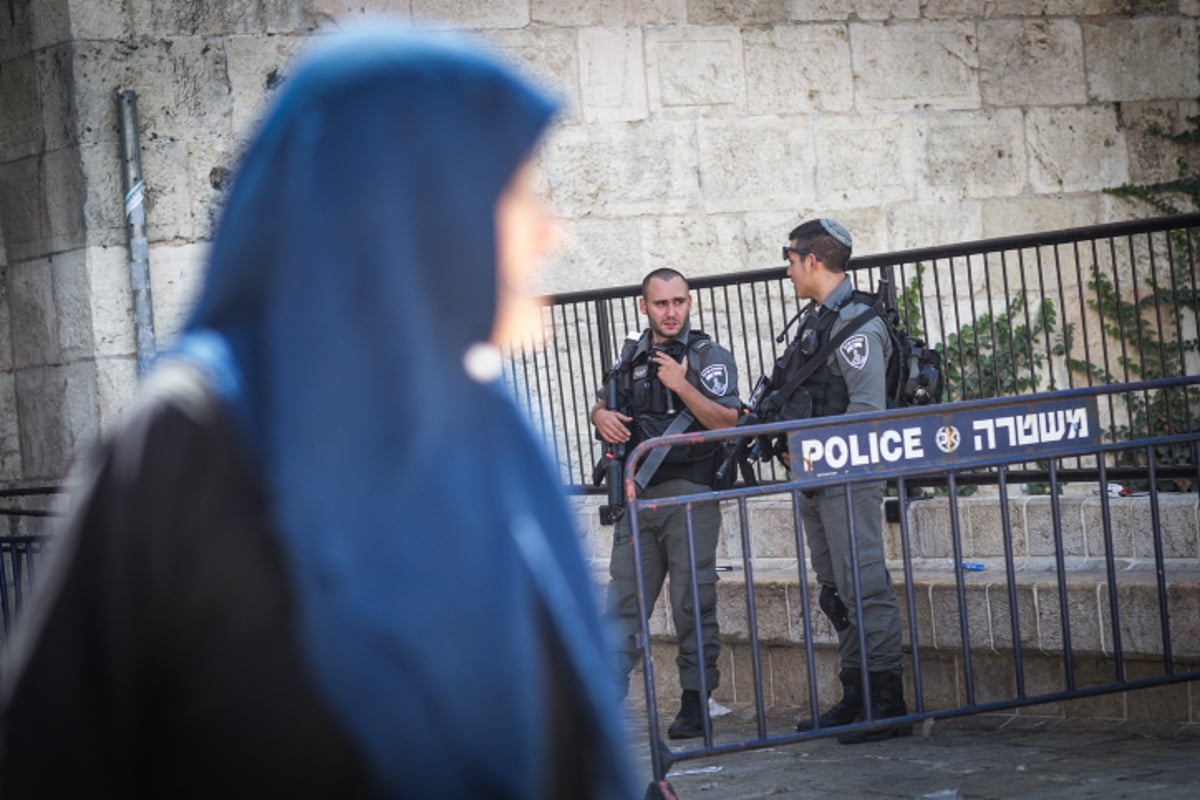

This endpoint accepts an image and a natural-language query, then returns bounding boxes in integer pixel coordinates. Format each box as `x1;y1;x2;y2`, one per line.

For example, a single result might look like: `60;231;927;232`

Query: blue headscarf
174;24;633;798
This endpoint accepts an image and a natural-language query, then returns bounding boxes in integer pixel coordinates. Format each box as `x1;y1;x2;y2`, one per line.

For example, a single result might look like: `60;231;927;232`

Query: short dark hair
641;267;688;297
788;220;851;272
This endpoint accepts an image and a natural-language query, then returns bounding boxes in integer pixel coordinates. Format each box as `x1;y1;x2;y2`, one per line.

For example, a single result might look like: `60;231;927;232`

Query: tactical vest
769;291;877;420
618;330;722;487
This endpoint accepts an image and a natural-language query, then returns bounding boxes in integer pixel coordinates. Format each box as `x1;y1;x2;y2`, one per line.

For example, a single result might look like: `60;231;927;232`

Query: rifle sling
769;306;878;415
633;409;696;493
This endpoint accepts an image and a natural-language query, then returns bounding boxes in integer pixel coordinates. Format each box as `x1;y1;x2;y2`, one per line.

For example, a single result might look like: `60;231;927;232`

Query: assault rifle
591;352;629;526
714;374;776;488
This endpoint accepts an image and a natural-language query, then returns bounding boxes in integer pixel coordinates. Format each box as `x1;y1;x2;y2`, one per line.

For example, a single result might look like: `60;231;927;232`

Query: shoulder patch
700;363;730;396
839;334;870;370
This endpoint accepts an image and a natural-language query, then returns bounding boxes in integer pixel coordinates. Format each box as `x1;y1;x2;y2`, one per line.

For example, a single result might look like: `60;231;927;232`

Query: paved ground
628;709;1200;798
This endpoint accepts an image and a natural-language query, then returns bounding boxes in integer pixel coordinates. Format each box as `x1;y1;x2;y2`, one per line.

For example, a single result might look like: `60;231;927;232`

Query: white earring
463;342;503;383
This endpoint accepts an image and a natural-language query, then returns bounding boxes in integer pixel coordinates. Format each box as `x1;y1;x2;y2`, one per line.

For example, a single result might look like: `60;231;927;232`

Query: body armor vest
769;295;876;420
618;330;721;487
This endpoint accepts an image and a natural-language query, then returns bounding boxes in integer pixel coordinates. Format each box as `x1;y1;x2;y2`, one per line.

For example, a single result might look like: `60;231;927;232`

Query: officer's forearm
675;383;738;430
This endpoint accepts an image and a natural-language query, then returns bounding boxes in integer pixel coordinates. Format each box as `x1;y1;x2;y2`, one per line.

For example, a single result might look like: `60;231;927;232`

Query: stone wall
0;0;1198;483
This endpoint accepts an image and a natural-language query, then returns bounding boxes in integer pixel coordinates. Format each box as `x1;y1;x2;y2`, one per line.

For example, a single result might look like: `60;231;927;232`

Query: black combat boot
667;690;706;740
837;670;912;744
796;669;863;732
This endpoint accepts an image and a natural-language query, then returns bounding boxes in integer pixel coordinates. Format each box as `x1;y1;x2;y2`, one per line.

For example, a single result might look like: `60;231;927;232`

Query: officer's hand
594;408;633;445
653;352;688;392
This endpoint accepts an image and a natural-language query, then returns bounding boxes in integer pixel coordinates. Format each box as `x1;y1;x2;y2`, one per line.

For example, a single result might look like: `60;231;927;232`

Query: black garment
0;367;383;798
0;365;599;799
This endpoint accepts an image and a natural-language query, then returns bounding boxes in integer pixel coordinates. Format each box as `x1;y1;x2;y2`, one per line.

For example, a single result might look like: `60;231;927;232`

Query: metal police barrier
624;377;1200;799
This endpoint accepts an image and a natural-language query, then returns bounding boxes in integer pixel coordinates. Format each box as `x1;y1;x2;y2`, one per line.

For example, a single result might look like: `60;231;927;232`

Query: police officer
773;219;910;743
591;268;741;739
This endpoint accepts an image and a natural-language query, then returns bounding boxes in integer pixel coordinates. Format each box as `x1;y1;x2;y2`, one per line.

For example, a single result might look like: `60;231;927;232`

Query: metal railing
507;213;1200;492
623;378;1200;797
0;487;59;641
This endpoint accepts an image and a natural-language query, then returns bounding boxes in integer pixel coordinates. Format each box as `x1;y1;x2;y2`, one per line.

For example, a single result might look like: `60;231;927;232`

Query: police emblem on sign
700;364;729;396
839;334;869;370
935;425;961;453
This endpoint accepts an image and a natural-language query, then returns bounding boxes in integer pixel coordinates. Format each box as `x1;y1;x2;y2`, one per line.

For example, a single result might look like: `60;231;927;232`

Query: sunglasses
782;246;811;262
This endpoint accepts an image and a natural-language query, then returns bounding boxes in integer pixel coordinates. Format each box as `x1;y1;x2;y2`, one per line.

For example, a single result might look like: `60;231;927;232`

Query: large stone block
929;577;992;651
1035;573;1108;655
966;497;1027;559
95;354;139;432
924;0;1140;16
1166;578;1200;659
641;213;748;278
129;0;303;36
42;145;88;255
225;33;309;139
36;44;78;154
488;28;582;123
789;0;918;21
51;249;97;362
0;54;43;162
887;200;983;252
413;0;529;29
542;122;700;217
15;361;99;480
531;0;686;26
742;24;853;115
6;257;58;369
1132;494;1200;561
0;372;21;483
71;39;232;148
987;581;1040;653
84;245;136;358
139;138;195;243
978;195;1099;240
1121;99;1200;185
1025;495;1086;559
0;156;48;265
541;216;644;292
1081;494;1135;561
303;1;412;29
686;0;790;25
978;18;1086;107
813;114;914;208
65;0;133;39
27;0;69;49
916;109;1026;202
79;141;128;249
578;27;647;123
645;26;745;117
147;241;208;345
0;0;33;61
185;138;241;240
1026;106;1129;194
1084;17;1200;103
697;117;810;213
850;21;980;112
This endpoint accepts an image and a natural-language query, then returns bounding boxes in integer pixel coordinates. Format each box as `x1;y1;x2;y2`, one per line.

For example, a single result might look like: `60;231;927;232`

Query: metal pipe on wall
115;88;157;376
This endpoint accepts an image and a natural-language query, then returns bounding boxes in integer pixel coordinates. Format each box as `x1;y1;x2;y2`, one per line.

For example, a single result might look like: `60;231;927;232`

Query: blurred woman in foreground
0;24;634;799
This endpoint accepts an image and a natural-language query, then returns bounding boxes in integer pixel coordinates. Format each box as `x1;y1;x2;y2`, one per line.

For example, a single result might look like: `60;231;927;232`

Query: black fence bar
509;214;1200;492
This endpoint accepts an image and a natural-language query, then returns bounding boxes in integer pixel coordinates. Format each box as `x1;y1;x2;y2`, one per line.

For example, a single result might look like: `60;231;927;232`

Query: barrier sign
787;396;1101;481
